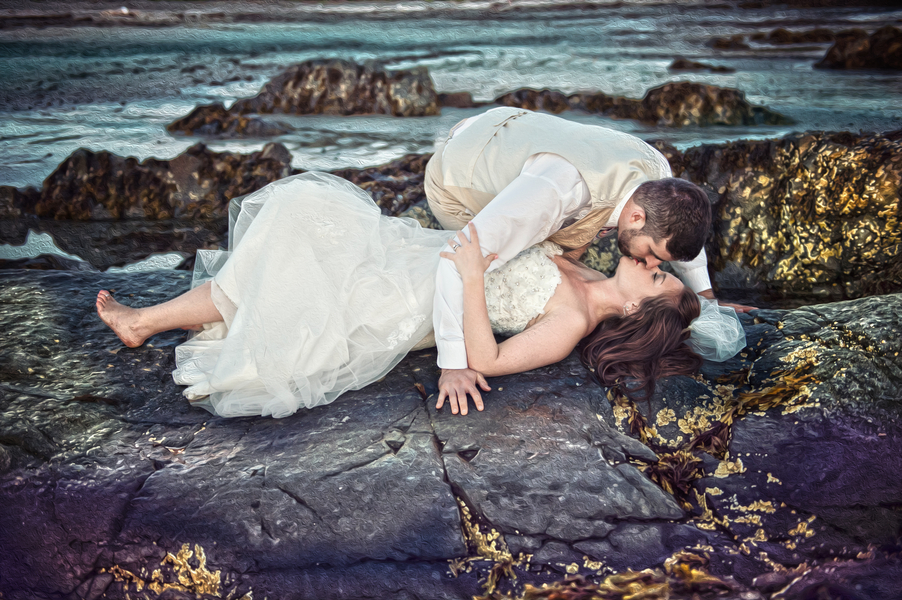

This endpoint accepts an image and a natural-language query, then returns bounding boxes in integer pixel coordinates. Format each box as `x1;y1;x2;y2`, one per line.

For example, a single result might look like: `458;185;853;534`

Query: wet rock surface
816;25;902;70
1;271;900;599
750;27;851;46
495;82;789;128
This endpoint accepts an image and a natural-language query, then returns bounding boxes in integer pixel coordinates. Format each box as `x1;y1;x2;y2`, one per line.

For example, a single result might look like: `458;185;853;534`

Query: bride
96;172;744;418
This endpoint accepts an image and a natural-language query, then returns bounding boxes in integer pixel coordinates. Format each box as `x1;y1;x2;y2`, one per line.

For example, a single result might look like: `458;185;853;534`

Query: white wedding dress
172;172;562;418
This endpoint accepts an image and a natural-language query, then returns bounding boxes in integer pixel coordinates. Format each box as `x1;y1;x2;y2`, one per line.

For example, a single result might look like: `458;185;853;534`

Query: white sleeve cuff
436;340;469;370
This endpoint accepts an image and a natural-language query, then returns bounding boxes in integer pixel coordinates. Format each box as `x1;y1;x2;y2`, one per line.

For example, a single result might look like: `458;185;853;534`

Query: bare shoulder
529;303;593;339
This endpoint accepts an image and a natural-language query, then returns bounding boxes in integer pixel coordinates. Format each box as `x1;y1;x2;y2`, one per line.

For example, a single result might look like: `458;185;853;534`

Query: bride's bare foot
96;290;147;348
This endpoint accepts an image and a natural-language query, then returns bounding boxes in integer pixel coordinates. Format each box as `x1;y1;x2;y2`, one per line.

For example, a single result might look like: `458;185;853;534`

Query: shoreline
1;0;898;28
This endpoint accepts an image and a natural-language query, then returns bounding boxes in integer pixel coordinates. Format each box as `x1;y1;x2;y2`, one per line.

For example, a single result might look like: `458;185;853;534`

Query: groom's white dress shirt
433;109;710;370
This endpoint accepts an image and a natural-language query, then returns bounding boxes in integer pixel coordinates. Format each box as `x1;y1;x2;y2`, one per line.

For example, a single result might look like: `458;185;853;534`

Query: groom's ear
626;206;646;228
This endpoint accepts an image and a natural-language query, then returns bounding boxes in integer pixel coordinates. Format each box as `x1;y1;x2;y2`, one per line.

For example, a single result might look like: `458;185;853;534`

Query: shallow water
1;1;901;188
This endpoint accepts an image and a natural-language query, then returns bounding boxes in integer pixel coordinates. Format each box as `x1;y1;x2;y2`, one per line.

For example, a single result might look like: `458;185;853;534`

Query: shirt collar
606;183;641;229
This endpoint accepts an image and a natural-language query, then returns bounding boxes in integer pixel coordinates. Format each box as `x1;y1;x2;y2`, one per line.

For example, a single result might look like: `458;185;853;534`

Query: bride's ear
623;301;639;316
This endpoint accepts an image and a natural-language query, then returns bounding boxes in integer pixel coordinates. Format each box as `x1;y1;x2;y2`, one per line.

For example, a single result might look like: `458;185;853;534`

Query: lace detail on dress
385;315;426;350
485;247;562;336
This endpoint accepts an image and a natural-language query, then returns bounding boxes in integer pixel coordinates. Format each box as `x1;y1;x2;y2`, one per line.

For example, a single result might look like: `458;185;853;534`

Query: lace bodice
485;243;563;336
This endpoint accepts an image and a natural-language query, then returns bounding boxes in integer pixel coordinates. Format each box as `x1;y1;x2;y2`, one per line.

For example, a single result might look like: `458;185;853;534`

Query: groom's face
617;228;673;270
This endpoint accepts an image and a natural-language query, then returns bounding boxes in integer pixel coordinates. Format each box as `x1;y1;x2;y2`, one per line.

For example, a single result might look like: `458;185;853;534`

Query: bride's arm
442;223;584;377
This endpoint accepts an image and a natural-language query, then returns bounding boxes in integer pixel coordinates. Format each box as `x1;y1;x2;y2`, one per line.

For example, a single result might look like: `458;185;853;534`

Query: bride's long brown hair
579;288;702;401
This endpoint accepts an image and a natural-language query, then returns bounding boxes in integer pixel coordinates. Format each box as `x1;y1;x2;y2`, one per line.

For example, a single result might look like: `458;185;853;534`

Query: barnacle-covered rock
678;130;902;301
331;152;434;217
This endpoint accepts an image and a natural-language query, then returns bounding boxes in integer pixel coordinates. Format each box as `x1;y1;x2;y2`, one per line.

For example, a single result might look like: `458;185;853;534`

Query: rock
0;254;97;271
569;90;643;121
678;130;902;301
0;185;39;218
816;26;902;70
30;142;293;221
593;294;902;597
166;102;291;137
0;216;225;272
497;83;789;127
230;59;439;117
752;27;838;45
0;148;437;272
495;88;573;114
2;271;900;598
331;153;434;217
708;34;750;50
668;58;735;73
438;91;484;108
165;60;439;136
638;82;789;127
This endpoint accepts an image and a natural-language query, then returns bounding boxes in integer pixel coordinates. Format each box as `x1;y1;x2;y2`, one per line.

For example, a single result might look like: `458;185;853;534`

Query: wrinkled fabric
173;172;454;418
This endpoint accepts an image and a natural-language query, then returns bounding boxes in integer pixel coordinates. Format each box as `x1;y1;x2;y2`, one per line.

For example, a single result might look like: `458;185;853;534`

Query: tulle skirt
172;172;454;418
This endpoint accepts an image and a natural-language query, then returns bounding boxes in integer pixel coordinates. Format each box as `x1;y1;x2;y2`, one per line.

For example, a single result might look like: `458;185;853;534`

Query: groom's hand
436;368;491;416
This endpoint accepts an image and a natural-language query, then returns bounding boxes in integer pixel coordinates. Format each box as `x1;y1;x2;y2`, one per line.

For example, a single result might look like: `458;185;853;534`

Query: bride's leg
96;281;223;348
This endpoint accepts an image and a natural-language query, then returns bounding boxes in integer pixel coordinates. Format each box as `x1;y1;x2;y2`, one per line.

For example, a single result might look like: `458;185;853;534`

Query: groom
425;107;753;415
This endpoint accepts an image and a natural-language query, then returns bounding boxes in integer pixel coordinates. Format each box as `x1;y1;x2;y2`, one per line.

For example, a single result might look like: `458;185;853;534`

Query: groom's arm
434;155;590;413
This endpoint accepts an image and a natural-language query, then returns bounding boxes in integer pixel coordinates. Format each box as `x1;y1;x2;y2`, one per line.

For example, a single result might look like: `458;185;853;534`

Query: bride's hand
439;222;497;277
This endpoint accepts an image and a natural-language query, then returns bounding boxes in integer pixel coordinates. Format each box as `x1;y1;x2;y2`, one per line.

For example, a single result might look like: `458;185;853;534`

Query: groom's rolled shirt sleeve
434;154;590;370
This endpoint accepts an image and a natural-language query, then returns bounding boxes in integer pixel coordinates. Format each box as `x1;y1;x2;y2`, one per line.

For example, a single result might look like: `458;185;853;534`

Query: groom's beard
617;228;638;259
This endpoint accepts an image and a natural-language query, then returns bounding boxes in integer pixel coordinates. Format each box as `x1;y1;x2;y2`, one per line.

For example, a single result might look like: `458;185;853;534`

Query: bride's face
613;255;685;308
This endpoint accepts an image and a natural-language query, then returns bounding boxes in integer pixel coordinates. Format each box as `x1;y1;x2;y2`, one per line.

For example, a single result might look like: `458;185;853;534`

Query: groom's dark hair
632;178;712;262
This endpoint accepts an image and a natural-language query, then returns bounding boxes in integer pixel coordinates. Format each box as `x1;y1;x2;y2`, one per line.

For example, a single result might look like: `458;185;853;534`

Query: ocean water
1;1;901;189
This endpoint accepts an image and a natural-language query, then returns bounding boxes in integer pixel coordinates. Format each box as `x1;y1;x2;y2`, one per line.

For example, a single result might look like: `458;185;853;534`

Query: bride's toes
96;290;145;348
